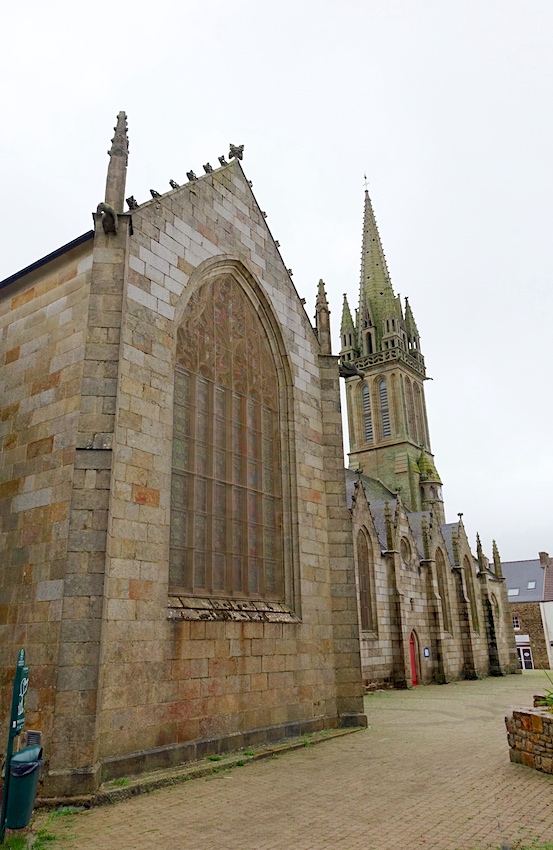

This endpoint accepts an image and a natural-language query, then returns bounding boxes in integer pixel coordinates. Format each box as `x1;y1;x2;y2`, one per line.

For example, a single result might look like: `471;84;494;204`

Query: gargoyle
338;361;366;379
96;202;118;235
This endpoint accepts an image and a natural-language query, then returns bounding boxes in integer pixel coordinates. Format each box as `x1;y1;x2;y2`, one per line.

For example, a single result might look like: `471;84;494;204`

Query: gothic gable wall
89;162;364;783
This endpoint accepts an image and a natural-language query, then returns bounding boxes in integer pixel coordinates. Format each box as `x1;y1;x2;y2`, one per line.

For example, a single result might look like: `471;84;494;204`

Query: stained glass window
170;274;284;600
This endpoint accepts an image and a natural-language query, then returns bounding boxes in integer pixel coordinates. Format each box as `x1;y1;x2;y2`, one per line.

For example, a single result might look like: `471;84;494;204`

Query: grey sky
2;1;551;560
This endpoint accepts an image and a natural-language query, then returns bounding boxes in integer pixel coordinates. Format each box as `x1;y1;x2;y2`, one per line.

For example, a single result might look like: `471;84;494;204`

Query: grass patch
207;755;222;761
111;777;130;787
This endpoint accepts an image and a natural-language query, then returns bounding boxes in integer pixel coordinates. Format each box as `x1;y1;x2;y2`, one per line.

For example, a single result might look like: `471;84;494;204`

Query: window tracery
170;274;284;601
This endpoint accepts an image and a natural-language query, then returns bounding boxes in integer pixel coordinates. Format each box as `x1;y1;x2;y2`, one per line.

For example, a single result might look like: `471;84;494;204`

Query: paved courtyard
40;672;553;850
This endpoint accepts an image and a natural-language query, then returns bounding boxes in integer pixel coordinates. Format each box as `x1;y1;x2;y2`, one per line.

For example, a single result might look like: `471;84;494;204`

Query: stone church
339;190;518;688
0;114;517;797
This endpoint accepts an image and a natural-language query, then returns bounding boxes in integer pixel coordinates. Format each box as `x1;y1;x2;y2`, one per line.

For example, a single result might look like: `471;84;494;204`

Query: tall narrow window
435;548;451;633
357;529;377;632
406;377;417;442
170;274;284;601
463;556;480;634
362;385;373;444
413;384;425;449
379;379;391;438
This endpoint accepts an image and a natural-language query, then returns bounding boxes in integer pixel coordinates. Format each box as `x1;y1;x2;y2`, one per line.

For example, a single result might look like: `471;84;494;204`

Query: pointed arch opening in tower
362;384;373;444
378;378;391;438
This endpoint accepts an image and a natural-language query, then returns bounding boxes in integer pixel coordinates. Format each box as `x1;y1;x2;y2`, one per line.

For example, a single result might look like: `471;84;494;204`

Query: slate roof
441;522;459;569
501;559;545;602
344;469;395;508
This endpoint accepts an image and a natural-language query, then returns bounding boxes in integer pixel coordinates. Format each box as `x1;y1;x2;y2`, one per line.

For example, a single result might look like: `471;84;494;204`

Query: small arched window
362;385;373;444
436;548;452;633
357;528;377;632
378;378;391;438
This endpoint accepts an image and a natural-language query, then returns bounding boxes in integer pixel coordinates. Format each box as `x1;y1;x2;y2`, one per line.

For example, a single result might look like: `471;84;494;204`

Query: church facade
340;191;518;687
0;114;516;798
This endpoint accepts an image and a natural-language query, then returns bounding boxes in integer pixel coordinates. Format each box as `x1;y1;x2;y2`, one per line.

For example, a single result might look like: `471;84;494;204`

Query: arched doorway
409;631;419;686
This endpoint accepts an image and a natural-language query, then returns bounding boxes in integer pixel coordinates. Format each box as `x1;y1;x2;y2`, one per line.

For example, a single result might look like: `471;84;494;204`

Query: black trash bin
5;745;43;829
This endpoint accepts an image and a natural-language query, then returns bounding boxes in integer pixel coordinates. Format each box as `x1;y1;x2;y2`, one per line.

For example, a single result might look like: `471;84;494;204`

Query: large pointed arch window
463;555;480;634
170;274;284;601
435;548;452;634
362;385;373;444
357;528;377;632
378;378;391;438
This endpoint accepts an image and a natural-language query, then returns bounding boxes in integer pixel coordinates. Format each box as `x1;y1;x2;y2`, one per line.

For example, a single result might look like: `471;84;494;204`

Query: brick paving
43;672;553;850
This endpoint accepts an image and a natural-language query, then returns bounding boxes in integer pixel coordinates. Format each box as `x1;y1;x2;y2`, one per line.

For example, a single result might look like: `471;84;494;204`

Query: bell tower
340;189;444;522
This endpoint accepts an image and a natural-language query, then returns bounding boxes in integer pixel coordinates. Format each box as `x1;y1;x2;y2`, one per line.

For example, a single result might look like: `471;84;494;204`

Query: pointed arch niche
435;548;452;634
169;261;299;618
356;527;377;633
463;555;480;634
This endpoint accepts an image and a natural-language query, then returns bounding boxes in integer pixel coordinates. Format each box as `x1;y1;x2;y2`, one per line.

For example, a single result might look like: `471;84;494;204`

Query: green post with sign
0;649;30;843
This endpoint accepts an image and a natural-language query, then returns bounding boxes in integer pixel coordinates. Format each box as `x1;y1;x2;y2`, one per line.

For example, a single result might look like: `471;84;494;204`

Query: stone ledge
168;595;301;622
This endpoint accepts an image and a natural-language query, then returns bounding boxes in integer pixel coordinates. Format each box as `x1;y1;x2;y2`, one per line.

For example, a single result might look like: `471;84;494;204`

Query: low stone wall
505;698;553;773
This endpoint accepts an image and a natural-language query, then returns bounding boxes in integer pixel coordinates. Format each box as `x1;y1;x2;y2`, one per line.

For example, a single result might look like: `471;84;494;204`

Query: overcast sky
1;0;551;561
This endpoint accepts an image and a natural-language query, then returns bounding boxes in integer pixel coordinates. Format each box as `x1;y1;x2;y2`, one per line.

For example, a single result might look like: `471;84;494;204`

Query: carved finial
126;196;139;211
262;211;268;218
492;540;503;577
229;143;244;160
186;170;197;181
476;532;485;573
287;268;293;276
218;155;228;166
169;179;180;190
104;111;129;215
275;240;280;248
203;163;213;174
384;501;394;551
150;189;162;199
248;180;253;187
451;527;460;567
315;279;332;355
421;514;431;561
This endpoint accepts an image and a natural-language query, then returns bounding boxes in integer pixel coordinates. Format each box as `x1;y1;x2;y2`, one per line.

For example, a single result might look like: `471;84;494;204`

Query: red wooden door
409;632;418;686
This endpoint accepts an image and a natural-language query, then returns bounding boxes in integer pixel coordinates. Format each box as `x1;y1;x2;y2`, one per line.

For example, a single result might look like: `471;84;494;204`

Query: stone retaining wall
505;699;553;773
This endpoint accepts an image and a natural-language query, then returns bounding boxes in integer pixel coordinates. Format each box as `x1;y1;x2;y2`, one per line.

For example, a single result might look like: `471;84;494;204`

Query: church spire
104;111;129;214
358;188;399;349
315;279;332;355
